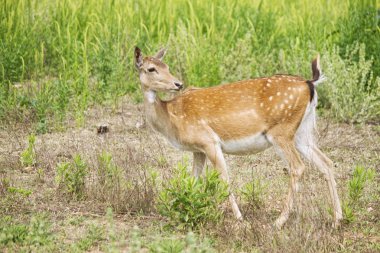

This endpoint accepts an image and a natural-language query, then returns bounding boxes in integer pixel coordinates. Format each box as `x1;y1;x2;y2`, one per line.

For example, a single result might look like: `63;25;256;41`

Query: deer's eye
148;67;156;73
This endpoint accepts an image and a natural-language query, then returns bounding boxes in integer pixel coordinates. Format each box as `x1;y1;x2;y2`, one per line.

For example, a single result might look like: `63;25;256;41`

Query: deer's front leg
204;144;242;220
192;152;206;178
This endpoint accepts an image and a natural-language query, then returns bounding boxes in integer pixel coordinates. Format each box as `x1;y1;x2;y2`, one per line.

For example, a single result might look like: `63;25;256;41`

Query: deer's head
134;47;183;92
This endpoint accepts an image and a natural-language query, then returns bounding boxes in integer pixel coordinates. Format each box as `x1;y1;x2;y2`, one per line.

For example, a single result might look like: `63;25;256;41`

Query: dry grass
0;96;379;252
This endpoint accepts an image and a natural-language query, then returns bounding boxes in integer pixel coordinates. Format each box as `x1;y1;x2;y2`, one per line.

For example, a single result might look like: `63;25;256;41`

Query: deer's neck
143;90;176;138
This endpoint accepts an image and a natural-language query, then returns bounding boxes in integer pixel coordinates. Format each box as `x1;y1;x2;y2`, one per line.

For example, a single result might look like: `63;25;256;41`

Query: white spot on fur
277;92;281;96
269;96;273;101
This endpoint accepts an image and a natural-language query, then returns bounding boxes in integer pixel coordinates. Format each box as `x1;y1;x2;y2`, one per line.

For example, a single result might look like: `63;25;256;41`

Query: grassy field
1;0;380;252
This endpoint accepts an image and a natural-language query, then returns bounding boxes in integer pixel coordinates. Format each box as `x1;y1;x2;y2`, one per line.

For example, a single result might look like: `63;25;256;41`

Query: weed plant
20;134;36;167
158;162;228;230
55;154;88;201
0;215;53;251
239;178;266;211
342;165;375;223
94;151;127;212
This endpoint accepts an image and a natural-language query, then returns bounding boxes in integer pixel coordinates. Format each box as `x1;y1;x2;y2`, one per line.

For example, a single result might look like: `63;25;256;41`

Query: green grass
0;0;379;130
20;134;36;167
158;161;228;230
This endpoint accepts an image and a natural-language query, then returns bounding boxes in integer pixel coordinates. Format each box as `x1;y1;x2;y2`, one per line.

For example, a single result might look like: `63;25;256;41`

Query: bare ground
1;96;379;252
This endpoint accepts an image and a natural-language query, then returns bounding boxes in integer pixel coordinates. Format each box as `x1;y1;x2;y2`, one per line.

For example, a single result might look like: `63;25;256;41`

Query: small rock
135;121;145;129
97;124;109;134
22;166;34;173
367;207;373;212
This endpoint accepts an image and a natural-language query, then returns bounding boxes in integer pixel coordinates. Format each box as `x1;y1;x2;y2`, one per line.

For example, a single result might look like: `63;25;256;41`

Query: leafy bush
55;154;88;200
342;165;375;223
158;162;228;229
0;215;53;248
0;183;32;216
7;187;32;197
347;166;375;203
95;151;126;211
321;44;380;123
20;134;36;167
239;178;266;211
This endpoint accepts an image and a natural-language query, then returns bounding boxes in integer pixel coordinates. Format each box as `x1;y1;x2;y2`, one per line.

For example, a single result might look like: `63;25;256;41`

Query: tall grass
0;0;379;130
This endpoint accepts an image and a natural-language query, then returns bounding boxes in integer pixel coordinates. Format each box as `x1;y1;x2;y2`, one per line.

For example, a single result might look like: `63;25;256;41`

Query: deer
134;46;343;228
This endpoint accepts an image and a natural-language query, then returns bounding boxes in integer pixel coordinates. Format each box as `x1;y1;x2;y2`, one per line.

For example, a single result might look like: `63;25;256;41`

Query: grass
0;0;379;131
158;161;228;229
0;98;379;252
19;134;36;167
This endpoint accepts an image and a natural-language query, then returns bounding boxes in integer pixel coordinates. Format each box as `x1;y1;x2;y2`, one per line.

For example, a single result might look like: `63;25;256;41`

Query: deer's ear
154;48;167;61
135;46;143;69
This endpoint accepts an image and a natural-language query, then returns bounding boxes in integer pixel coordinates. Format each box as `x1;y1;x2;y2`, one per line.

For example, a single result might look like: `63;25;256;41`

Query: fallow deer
134;47;343;228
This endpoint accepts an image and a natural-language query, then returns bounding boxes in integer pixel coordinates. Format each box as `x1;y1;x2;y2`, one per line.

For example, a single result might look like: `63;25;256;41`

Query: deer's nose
174;82;183;90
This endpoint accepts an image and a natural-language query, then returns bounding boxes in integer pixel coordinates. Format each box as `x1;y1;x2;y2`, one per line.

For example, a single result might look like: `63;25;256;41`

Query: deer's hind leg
295;110;343;227
296;143;343;227
270;136;306;229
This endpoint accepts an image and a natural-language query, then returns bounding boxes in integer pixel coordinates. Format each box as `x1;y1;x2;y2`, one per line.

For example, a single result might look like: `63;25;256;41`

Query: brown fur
167;77;310;142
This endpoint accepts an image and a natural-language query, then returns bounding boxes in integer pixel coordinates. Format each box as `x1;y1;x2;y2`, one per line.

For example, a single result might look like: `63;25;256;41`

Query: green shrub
158;162;228;229
20;134;36;167
239;178;266;211
55;154;88;200
348;166;375;203
0;215;53;248
95;151;126;211
7;187;32;197
321;44;380;123
0;216;29;246
343;165;375;223
0;181;32;216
